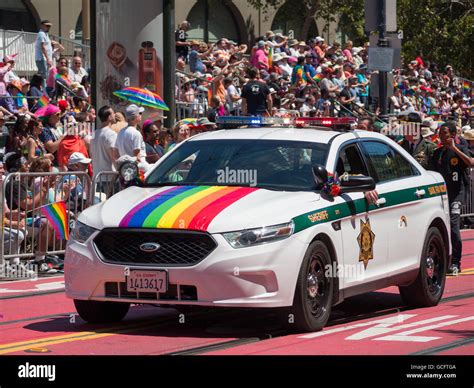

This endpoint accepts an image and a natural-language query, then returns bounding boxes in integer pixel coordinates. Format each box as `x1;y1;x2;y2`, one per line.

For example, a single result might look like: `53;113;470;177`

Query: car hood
79;185;322;233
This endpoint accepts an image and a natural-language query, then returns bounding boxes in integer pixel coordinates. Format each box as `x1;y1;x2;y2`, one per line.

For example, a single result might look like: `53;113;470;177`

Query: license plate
126;270;168;293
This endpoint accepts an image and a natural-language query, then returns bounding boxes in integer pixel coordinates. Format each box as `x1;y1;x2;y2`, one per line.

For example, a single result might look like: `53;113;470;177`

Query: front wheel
74;299;130;323
399;227;447;308
281;240;334;332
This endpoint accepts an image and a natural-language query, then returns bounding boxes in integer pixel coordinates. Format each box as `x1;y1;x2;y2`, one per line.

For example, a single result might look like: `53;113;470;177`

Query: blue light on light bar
216;116;264;125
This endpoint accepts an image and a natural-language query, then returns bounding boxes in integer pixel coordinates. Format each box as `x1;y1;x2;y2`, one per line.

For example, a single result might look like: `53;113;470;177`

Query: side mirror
312;164;328;188
340;175;376;193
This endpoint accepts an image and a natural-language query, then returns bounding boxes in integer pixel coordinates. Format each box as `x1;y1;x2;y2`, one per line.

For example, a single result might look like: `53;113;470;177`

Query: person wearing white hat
116;104;148;166
463;129;474;154
412;118;437;168
68;152;91;169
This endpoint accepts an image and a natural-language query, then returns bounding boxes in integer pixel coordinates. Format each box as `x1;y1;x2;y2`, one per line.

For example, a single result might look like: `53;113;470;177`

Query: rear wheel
281;240;334;332
399;227;447;307
74;299;130;323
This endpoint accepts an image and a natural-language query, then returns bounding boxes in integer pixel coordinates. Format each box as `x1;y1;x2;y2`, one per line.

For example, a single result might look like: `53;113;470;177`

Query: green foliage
398;0;474;78
247;0;474;78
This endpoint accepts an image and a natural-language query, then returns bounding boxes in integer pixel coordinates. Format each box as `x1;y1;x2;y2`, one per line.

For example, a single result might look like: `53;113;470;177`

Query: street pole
378;0;388;116
163;0;176;128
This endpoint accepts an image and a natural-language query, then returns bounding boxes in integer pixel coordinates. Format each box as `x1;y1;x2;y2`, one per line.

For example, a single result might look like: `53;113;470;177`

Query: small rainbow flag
55;74;71;87
40;202;69;240
313;73;324;83
463;80;471;93
37;94;50;107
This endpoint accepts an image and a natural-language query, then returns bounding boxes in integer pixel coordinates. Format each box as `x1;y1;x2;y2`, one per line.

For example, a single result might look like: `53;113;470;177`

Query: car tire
399;227;447;308
74;299;130;323
281;240;334;332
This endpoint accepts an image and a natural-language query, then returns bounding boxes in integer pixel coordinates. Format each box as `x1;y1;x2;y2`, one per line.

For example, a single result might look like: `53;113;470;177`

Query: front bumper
64;231;308;308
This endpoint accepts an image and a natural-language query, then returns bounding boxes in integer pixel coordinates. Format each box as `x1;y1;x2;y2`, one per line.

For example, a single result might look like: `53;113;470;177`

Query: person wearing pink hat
2;53;20;89
0;57;14;97
39;104;65;166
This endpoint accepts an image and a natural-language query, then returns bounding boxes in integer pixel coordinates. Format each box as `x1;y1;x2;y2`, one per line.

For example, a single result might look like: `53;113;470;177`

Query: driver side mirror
312;164;328;188
312;164;376;195
339;174;376;193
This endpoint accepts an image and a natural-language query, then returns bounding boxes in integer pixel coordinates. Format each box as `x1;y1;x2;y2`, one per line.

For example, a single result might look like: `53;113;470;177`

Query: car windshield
145;139;329;191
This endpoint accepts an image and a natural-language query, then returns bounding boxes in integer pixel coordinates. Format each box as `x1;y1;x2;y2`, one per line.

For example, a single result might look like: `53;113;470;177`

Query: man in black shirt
241;67;272;116
175;21;190;60
429;121;473;274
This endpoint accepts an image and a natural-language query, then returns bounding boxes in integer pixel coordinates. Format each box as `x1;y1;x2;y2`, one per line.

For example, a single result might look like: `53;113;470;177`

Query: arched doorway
271;1;318;40
0;0;39;31
186;0;245;44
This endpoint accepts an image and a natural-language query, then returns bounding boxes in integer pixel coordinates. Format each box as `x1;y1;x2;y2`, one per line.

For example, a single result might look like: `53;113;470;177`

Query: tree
397;0;474;78
247;0;474;78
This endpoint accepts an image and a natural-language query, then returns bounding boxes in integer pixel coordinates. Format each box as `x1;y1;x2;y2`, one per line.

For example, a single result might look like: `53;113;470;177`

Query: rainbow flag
119;186;258;231
40;202;69;240
37;94;50;107
463;80;471;93
313;73;324;83
55;74;71;87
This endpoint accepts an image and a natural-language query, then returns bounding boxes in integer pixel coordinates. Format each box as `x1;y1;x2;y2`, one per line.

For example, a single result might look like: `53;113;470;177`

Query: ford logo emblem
139;243;161;253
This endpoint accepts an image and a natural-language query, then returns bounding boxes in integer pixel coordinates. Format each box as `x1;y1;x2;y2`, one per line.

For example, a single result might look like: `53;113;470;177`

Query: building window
0;0;37;32
187;0;241;43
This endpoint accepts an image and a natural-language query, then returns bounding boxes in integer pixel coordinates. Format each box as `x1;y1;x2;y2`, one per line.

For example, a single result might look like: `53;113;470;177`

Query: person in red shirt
415;50;425;68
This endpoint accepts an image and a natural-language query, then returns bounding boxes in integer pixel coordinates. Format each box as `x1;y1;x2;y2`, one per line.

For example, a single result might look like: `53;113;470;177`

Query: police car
65;117;451;332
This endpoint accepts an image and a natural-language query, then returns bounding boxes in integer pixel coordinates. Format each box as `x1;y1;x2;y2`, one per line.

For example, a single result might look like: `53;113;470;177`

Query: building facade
0;0;341;45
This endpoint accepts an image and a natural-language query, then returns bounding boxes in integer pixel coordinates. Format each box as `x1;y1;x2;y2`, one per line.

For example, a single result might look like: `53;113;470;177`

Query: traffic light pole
378;0;388;116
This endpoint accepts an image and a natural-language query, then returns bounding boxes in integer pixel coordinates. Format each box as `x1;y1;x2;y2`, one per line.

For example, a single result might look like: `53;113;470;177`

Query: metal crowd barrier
461;168;473;228
91;171;120;203
1;171;91;267
0;29;91;77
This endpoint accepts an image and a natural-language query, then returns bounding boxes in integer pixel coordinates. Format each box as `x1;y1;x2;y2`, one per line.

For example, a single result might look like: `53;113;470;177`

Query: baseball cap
3;53;18;63
125;104;145;119
196;117;217;127
41;20;52;26
315;36;325;43
68;152;91;165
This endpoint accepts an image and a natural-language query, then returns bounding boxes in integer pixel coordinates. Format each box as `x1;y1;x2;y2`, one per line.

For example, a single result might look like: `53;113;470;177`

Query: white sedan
65;123;450;332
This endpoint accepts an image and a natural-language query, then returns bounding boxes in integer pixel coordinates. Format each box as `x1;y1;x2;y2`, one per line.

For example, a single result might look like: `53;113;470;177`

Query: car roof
189;127;352;143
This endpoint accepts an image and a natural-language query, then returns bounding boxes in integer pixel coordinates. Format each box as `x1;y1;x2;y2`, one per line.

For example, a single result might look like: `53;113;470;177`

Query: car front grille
94;229;217;267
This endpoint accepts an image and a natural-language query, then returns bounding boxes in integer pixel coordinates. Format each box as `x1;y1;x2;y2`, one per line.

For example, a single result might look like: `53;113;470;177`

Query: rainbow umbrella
113;87;169;111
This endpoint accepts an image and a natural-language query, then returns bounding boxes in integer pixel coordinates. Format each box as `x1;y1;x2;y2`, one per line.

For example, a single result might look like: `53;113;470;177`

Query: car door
358;138;430;275
328;140;389;289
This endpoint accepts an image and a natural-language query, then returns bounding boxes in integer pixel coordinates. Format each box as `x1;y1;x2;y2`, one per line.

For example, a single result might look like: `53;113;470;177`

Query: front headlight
223;221;294;249
73;221;98;244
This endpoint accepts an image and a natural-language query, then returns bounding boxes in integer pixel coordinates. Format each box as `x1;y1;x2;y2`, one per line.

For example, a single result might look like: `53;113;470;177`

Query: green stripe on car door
292;183;446;233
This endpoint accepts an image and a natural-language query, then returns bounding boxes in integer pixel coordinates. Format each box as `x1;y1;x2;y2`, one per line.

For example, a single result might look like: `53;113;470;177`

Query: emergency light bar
294;117;357;128
215;116;356;130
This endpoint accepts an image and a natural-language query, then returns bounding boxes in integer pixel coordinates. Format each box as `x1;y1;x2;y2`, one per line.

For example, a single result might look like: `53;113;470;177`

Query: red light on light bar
294;117;356;126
